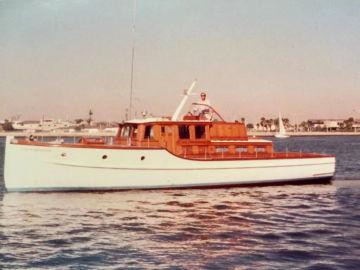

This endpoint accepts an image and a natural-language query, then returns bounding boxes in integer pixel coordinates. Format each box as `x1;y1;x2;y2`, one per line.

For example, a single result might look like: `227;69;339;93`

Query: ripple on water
258;232;283;241
308;264;341;270
165;201;194;208
273;249;319;262
213;203;233;210
45;238;71;247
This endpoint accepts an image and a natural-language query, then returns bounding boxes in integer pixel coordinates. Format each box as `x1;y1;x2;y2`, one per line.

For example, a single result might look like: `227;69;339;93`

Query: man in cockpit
193;92;212;120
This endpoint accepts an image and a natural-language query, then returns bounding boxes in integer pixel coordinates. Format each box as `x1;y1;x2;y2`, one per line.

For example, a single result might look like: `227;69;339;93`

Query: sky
1;0;360;123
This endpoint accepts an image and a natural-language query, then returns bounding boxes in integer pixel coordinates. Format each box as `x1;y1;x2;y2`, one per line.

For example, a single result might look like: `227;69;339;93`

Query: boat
11;118;74;133
275;112;290;138
3;83;335;192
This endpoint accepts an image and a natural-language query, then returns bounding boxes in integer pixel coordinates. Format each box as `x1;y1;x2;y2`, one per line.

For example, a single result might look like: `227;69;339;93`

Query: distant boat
11;119;74;133
275;113;289;138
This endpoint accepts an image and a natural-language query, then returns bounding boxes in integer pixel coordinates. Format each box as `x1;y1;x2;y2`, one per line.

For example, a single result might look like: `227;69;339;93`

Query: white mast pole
172;79;197;121
129;0;137;119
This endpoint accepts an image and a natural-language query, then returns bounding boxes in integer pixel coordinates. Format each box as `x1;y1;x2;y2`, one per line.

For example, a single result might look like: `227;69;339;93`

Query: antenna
129;0;137;119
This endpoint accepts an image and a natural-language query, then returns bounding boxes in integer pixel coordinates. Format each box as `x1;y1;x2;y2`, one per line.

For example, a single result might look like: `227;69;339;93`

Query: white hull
4;137;335;192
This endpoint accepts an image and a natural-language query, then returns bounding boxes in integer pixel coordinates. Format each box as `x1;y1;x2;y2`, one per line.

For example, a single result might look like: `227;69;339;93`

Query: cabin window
195;125;206;139
216;147;228;153
179;125;190;139
144;125;154;139
236;147;248;153
132;126;138;139
255;147;266;153
121;126;131;138
161;126;165;134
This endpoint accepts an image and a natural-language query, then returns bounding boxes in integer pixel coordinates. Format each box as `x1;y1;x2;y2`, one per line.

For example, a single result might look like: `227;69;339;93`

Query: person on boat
193;92;212;120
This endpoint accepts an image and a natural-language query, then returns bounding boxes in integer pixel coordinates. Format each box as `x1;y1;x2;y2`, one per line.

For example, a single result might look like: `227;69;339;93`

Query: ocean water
0;136;360;269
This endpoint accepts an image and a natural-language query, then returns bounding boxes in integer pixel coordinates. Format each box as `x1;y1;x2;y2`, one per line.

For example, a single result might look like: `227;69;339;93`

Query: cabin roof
125;117;170;124
121;117;217;125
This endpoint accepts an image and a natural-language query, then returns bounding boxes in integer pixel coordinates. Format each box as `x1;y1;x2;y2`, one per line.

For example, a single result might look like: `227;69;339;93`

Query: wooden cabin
115;119;274;159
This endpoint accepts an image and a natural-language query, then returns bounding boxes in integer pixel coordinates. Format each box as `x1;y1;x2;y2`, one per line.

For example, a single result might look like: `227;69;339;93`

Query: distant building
12;120;40;132
104;127;119;133
307;119;325;129
307;119;360;131
351;120;360;131
82;128;100;134
11;119;75;132
323;120;342;131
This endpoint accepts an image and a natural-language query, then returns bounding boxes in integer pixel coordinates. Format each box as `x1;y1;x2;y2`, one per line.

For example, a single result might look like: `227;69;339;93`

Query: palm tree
246;123;254;130
299;121;309;132
344;117;354;131
3;119;14;131
260;117;266;128
87;109;94;125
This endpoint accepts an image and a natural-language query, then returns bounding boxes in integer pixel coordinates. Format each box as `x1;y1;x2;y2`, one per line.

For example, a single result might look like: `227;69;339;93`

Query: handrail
191;103;226;122
175;151;333;161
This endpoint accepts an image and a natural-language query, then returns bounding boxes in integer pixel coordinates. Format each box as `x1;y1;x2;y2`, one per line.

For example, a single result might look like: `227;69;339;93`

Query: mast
172;80;197;121
129;0;137;119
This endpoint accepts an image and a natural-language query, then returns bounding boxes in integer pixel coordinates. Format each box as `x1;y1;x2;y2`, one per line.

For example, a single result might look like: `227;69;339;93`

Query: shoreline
0;131;360;137
248;131;360;137
0;131;117;137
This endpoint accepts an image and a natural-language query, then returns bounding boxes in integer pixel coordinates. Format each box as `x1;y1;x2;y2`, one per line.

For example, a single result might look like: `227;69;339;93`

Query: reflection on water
1;182;360;269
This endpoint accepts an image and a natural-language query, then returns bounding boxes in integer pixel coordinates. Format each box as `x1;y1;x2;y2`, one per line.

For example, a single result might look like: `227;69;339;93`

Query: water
1;136;360;269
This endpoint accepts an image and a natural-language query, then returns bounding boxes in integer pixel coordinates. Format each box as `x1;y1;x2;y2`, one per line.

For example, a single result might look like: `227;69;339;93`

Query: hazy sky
1;0;360;123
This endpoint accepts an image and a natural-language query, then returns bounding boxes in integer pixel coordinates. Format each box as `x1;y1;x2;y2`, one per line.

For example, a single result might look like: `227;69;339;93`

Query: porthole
141;156;145;161
102;155;108;160
61;153;66;157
